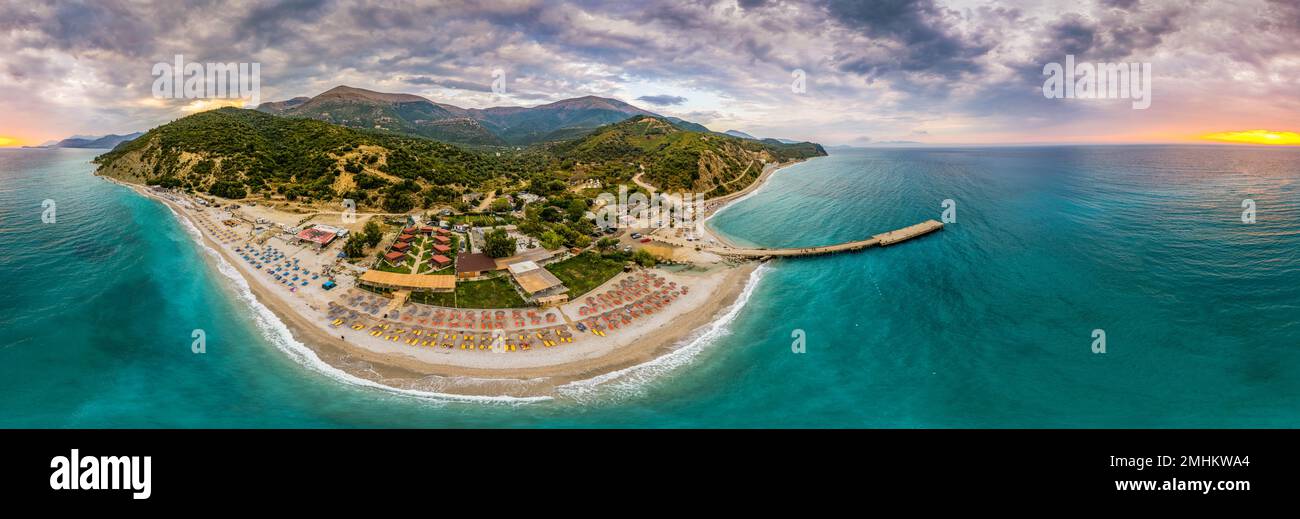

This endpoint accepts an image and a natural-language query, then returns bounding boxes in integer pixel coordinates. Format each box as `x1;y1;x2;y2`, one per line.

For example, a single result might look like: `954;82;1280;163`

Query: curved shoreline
699;155;824;248
102;175;760;400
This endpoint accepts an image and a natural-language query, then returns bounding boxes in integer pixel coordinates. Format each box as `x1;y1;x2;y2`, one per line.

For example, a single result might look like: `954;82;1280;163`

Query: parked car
630;232;642;239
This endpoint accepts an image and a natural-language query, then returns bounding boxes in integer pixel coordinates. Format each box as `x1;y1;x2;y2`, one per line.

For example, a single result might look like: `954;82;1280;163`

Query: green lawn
375;235;437;274
373;258;411;274
446;213;517;226
545;252;625;298
411;275;526;309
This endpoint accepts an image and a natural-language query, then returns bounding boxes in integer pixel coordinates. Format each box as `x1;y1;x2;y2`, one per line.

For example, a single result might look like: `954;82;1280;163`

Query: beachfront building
295;227;339;250
493;247;556;271
357;270;455;293
455;252;497;279
507;260;569;304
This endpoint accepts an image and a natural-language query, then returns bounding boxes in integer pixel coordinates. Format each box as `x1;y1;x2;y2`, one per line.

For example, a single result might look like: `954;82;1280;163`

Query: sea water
1;146;1297;427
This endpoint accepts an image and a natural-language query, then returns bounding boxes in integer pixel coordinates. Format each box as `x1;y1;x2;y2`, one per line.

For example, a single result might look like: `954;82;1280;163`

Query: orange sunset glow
1202;130;1300;146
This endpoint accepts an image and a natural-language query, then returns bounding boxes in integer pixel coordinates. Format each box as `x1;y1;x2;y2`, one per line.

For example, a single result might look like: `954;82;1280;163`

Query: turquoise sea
1;146;1297;427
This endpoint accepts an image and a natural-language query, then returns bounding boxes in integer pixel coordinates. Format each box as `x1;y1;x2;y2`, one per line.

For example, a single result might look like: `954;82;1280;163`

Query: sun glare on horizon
0;136;21;147
1202;130;1300;146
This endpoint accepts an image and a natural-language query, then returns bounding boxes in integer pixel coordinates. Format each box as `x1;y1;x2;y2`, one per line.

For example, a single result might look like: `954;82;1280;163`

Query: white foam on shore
152;186;770;406
166;201;551;405
555;262;771;403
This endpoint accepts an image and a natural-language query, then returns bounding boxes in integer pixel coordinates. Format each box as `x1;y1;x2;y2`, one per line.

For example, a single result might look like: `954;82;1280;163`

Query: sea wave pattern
556;263;771;403
170;201;553;405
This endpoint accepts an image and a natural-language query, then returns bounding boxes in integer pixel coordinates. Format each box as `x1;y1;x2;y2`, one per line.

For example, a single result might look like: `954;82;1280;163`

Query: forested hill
93;107;535;212
545;116;826;196
93;108;825;211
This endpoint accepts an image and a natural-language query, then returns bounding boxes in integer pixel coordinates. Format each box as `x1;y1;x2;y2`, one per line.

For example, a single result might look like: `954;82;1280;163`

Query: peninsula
93;86;937;398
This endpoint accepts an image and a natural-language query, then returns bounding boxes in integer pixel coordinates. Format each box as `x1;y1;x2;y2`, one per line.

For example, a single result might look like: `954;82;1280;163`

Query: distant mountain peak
254;86;710;146
38;132;143;149
315;85;432;104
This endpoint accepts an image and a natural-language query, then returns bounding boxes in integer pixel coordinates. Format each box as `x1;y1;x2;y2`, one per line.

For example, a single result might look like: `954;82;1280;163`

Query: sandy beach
102;176;759;398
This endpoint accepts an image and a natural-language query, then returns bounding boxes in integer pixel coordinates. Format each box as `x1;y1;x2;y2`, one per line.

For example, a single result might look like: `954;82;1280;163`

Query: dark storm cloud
636;95;688;106
821;0;992;78
30;0;158;57
1041;9;1178;61
234;0;334;48
1100;0;1141;9
404;76;495;93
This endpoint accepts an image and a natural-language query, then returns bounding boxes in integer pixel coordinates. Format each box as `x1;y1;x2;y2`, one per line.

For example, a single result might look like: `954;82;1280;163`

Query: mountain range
93;106;824;209
257;86;743;147
30;132;143;149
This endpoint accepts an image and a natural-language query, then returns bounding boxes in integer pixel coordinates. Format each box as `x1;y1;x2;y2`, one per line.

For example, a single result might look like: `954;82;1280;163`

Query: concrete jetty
697;219;943;259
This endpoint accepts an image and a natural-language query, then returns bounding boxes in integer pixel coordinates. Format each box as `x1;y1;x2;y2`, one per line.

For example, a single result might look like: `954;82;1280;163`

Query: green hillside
546;116;826;196
93;109;825;212
93;108;526;211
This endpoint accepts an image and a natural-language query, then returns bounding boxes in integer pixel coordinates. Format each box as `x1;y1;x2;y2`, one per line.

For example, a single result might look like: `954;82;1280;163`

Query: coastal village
146;154;942;370
158;182;738;363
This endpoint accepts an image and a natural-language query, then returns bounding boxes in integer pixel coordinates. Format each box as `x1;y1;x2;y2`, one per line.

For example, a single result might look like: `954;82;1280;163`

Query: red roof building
384;251;406;264
432;244;451;253
391;241;411;252
436;228;450;235
430;254;451;266
397;233;415;242
433;235;450;244
419;226;435;235
402;227;418;234
294;228;338;249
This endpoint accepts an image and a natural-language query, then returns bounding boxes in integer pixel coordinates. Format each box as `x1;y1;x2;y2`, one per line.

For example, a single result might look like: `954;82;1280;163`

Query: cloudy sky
1;0;1298;146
